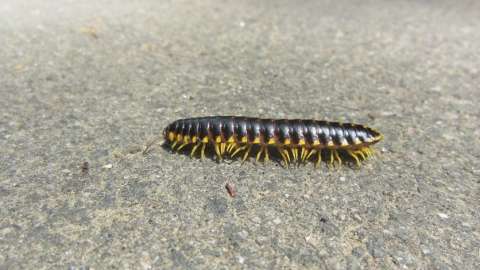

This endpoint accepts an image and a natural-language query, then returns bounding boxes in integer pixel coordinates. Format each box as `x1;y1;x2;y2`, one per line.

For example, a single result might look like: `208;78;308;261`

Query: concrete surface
1;0;479;269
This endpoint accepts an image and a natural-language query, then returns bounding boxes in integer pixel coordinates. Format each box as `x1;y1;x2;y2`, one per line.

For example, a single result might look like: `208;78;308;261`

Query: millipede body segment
163;116;383;167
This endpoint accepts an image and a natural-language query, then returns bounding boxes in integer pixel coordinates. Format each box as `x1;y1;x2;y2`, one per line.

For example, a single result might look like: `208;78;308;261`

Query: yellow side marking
191;136;197;143
313;140;320;146
202;137;209;143
298;139;305;146
168;132;175;141
267;138;276;145
253;137;260;144
284;138;291;145
216;136;222;143
227;136;235;143
241;136;248;143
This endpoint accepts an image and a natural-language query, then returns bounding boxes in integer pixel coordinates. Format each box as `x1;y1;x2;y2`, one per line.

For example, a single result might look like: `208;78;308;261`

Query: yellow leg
300;147;305;162
283;149;291;164
364;147;375;158
301;147;310;163
292;148;298;161
242;145;252;163
347;150;361;167
333;150;342;167
278;148;289;166
226;143;232;153
220;142;226;155
226;143;236;153
306;149;316;160
315;150;322;168
256;146;264;162
171;141;178;150
190;143;200;157
200;143;206;160
176;142;189;152
264;147;270;162
355;150;366;160
231;145;247;158
214;143;222;160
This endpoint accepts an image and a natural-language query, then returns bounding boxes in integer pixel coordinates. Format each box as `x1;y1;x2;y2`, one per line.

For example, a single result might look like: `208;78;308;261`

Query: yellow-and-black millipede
163;116;383;167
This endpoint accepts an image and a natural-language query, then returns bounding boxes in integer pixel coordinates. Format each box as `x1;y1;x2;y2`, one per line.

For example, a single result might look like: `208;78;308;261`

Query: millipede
163;116;383;167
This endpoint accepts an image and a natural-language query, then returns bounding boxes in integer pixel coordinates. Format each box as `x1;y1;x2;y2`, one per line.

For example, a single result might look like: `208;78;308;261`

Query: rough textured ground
1;0;479;269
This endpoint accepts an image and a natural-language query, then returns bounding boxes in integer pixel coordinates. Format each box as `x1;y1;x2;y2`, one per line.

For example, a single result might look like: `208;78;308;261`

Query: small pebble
237;255;245;264
103;164;113;169
273;217;281;225
225;182;236;197
238;230;249;240
437;213;448;219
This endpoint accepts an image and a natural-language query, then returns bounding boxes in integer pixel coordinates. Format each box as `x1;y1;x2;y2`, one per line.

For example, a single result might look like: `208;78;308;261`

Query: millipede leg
220;142;226;155
355;150;366;160
190;143;200;157
264;147;270;162
200;143;206;160
315;150;322;168
171;141;178;150
214;143;222;160
256;146;264;162
364;147;375;158
347;150;361;167
226;143;236;153
242;145;252;163
277;148;288;166
231;145;247;158
329;150;334;167
333;150;342;167
306;149;316;160
292;148;299;162
283;149;291;164
176;142;189;152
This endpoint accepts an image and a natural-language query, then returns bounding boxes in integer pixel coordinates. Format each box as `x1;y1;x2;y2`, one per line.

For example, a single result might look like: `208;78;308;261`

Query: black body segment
164;116;383;167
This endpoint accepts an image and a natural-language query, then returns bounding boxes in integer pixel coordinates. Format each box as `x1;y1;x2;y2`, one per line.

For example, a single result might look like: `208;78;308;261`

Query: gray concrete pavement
1;0;479;269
